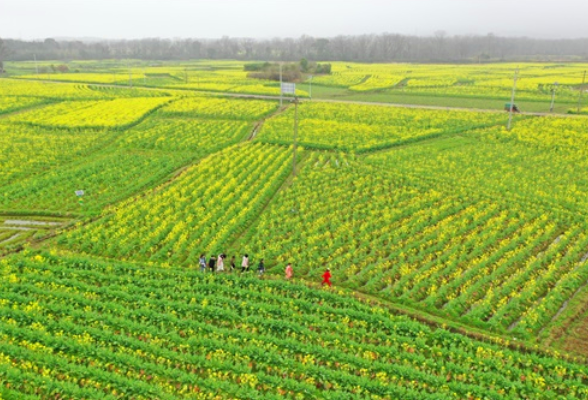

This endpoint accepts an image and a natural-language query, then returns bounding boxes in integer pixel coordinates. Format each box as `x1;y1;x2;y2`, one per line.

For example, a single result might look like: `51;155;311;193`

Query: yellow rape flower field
312;62;586;95
0;95;50;115
9;97;171;129
256;101;506;151
2;64;588;399
161;96;279;120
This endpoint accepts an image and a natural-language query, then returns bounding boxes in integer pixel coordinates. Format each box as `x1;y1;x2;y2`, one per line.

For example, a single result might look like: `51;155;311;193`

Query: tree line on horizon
1;33;588;66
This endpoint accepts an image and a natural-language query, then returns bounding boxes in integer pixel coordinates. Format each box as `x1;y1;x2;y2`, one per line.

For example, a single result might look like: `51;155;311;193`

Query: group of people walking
197;253;332;286
199;254;264;275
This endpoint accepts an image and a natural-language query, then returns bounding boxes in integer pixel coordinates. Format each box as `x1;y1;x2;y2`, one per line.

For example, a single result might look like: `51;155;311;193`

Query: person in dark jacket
257;259;265;277
208;255;217;273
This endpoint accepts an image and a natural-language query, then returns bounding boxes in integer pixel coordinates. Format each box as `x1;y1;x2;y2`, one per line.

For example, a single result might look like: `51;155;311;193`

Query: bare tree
1;34;588;63
0;38;10;73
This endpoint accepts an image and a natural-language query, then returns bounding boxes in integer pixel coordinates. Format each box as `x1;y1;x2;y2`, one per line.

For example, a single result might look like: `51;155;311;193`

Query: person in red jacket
322;268;332;287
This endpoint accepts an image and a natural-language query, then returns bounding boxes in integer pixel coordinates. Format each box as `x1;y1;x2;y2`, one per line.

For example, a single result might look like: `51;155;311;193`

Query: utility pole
549;82;558;113
507;67;519;131
578;70;586;114
309;75;313;99
128;61;132;88
33;54;39;75
143;67;146;86
184;68;188;84
293;96;298;177
279;62;283;107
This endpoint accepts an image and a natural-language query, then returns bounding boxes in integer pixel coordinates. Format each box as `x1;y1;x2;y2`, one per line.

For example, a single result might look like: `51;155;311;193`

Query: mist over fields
2;0;588;40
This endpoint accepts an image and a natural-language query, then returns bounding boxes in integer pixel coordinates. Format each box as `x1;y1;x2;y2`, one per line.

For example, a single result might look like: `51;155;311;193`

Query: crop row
59;143;296;266
0;216;69;257
365;133;588;218
1;252;588;399
115;116;251;152
237;152;588;336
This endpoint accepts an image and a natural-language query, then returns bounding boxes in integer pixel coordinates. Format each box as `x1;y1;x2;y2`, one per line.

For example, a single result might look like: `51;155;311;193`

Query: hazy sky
2;0;587;40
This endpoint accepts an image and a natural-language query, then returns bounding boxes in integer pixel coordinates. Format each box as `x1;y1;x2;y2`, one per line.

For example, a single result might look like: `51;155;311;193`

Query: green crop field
7;60;586;112
2;252;588;399
1;61;588;399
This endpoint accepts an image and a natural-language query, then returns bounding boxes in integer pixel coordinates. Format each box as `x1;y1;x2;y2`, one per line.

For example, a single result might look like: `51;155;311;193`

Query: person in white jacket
217;254;225;273
241;254;249;273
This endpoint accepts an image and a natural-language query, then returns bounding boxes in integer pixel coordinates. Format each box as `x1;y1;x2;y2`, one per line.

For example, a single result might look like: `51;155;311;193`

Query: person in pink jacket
285;263;293;280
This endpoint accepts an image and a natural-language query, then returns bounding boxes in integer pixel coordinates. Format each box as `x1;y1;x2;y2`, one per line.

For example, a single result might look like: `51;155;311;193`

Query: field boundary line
0;100;58;120
247;105;290;141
